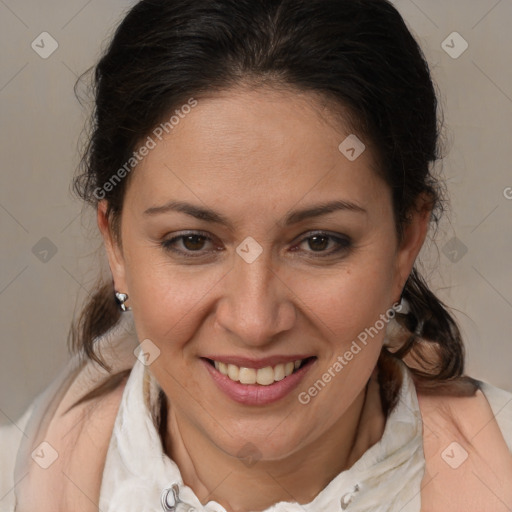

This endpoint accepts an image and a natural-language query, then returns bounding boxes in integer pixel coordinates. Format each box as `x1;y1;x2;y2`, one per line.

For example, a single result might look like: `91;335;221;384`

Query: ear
392;192;433;301
97;200;128;294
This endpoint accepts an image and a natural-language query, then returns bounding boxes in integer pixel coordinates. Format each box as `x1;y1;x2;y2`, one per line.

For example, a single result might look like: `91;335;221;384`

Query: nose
215;249;296;348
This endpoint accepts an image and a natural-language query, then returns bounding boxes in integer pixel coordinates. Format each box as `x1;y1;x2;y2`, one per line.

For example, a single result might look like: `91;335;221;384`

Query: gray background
1;0;511;423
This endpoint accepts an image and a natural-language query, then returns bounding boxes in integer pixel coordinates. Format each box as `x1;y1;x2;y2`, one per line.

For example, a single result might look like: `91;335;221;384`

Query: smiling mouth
204;357;316;386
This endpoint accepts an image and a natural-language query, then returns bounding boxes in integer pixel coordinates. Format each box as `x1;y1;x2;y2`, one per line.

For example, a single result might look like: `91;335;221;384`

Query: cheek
284;255;396;348
123;243;228;348
123;225;397;356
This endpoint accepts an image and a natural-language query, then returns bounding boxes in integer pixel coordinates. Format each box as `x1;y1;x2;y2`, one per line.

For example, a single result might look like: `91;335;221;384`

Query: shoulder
0;404;34;511
11;319;138;511
15;368;131;512
416;378;512;512
0;376;129;512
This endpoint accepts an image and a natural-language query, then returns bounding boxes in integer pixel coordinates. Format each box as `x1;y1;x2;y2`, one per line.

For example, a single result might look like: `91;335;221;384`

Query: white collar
99;356;425;512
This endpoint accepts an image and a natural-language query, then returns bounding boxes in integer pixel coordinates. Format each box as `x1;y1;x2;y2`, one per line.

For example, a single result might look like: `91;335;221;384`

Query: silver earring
397;295;410;315
384;292;409;346
115;291;131;312
397;280;411;315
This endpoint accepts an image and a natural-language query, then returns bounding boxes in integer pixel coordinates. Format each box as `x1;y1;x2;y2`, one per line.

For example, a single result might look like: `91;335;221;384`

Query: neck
163;372;385;512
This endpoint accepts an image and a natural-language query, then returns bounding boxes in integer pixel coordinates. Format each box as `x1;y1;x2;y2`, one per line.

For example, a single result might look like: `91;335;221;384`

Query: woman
1;0;511;510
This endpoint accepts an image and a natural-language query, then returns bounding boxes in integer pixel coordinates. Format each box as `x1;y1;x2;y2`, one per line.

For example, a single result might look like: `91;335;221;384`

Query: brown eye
181;234;207;251
307;235;330;252
161;231;216;257
294;231;352;257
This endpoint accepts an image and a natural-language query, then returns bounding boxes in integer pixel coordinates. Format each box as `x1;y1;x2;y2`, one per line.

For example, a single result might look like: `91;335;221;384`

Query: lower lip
202;358;316;406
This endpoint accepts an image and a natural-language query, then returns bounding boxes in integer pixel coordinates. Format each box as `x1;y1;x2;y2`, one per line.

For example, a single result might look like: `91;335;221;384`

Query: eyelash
160;230;352;259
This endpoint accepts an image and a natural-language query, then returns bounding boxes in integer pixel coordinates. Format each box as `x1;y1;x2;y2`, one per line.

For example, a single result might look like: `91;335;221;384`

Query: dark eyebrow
143;199;367;227
283;200;367;225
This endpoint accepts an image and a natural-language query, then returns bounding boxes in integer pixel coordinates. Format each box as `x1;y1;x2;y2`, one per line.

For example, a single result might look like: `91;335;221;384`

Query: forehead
126;86;385;212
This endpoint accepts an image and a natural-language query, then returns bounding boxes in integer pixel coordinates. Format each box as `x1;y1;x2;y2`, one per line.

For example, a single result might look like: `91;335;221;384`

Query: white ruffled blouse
98;355;422;512
2;322;512;512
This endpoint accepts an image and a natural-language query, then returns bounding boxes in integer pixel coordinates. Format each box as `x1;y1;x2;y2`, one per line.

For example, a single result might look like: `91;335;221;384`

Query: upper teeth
214;360;303;385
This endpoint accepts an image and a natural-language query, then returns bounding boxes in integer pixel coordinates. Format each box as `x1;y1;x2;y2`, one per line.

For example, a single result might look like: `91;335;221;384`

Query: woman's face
99;86;429;461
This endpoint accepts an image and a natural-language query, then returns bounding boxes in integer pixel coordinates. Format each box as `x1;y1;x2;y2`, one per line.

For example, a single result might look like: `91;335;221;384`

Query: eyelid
292;230;352;256
161;230;218;256
161;230;352;258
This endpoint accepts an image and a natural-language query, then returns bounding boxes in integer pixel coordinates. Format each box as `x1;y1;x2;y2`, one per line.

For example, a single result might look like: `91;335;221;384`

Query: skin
98;85;431;512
